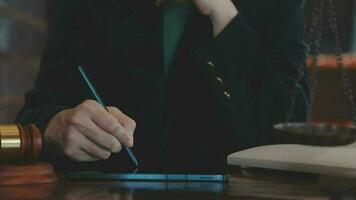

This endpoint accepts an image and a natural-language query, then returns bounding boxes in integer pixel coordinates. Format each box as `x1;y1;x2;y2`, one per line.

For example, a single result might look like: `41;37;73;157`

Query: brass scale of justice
0;0;355;185
274;0;356;146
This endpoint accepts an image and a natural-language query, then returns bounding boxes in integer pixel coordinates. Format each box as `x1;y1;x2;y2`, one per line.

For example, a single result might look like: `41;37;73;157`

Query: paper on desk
228;143;356;178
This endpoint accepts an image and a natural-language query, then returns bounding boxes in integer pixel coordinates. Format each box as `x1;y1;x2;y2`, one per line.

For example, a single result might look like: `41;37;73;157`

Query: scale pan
274;123;356;146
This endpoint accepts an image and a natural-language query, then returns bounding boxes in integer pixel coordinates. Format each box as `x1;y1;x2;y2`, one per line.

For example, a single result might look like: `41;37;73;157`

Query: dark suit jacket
16;0;309;173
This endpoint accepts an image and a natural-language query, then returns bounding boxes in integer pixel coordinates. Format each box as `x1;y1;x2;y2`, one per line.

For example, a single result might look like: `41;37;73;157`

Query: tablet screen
65;171;228;182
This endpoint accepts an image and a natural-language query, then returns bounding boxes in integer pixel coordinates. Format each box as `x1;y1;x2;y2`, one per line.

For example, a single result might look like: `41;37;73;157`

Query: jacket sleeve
16;1;91;139
192;0;309;150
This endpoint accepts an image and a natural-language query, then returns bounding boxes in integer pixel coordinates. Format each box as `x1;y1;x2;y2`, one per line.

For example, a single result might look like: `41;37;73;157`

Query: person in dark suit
16;0;309;173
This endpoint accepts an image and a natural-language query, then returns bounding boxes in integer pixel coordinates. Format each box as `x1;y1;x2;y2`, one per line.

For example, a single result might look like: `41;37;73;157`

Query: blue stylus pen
78;65;139;168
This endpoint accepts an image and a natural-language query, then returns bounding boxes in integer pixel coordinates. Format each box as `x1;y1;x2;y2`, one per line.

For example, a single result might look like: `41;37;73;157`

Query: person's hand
44;100;136;161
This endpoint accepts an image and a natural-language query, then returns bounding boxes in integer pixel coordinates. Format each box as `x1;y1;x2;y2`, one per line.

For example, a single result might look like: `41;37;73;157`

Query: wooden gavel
0;124;57;186
0;124;41;163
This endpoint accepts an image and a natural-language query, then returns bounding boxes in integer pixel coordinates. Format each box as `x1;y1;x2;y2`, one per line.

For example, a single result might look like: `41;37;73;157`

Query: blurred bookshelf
0;0;47;123
307;54;356;123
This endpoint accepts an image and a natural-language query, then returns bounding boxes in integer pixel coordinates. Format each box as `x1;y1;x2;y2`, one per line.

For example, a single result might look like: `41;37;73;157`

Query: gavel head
0;124;41;163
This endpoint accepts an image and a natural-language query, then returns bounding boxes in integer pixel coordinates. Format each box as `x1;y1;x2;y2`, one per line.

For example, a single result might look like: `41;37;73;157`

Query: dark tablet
65;171;228;182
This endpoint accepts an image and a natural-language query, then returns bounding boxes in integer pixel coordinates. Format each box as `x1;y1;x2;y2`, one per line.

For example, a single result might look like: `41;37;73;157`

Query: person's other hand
193;0;222;16
44;100;136;161
154;0;238;37
193;0;238;36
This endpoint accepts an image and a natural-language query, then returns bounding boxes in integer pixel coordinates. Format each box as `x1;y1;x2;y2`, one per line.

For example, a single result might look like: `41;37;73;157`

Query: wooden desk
1;167;356;200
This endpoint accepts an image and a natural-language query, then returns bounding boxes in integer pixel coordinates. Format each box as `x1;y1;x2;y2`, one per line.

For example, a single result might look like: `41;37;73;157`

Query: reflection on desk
2;167;356;200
